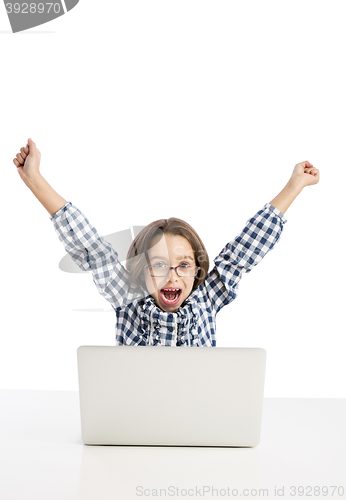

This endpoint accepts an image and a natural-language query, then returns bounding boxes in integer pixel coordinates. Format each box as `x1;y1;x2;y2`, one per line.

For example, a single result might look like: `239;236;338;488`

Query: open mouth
159;288;182;306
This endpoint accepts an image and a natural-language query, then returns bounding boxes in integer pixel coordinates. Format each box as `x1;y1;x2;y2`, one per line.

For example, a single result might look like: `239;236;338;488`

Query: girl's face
144;234;196;312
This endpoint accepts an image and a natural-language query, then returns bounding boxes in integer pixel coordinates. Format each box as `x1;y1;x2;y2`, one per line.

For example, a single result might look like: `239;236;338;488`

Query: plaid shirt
51;202;287;347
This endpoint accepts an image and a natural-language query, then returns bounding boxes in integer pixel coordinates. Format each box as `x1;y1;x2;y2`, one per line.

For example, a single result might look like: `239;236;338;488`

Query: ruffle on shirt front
139;295;200;346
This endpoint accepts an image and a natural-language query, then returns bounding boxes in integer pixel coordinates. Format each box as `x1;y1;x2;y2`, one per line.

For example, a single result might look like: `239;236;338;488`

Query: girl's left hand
291;161;320;187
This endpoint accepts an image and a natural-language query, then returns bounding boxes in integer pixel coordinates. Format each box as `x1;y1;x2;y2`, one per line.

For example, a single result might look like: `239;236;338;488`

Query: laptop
77;346;266;447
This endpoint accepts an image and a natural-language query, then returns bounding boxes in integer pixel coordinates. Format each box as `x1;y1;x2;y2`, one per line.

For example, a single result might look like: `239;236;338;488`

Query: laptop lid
77;346;266;447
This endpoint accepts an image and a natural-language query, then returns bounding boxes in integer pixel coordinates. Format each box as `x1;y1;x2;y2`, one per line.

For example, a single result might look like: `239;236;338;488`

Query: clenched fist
291;161;320;187
13;138;41;183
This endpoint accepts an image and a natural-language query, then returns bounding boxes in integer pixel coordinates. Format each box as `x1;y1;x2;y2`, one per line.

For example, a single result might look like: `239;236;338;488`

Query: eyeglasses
144;264;201;278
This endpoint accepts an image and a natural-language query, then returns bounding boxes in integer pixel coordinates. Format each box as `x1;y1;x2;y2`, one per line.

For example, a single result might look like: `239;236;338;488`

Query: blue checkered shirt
51;202;287;347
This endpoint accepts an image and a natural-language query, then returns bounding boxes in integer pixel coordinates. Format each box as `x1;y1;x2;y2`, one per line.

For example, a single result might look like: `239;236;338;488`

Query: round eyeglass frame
144;264;201;278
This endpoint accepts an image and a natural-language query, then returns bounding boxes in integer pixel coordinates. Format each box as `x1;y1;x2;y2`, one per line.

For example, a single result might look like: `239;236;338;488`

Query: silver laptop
77;346;266;447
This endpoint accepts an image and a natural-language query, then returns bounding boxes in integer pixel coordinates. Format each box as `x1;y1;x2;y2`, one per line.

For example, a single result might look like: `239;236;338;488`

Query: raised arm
269;160;320;214
13;138;68;216
50;203;144;308
13;138;144;310
204;161;320;313
205;203;286;313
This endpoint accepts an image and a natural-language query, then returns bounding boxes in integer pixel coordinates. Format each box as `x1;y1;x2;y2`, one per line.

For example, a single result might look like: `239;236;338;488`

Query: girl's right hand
13;138;41;183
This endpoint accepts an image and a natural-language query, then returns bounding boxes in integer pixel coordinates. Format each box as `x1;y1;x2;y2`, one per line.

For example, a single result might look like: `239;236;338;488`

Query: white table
0;391;345;500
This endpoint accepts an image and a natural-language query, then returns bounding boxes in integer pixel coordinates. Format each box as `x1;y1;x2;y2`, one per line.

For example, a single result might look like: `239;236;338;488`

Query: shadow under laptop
78;444;261;499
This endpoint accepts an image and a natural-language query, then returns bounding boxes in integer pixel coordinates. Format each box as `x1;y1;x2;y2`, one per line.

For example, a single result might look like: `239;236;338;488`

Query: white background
0;0;344;396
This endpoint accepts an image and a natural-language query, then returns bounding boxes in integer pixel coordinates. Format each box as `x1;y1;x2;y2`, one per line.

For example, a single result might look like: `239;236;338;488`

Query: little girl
14;139;320;347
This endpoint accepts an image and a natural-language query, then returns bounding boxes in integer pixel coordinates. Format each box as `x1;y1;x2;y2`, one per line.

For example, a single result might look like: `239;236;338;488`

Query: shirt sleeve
50;202;143;309
204;203;287;313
